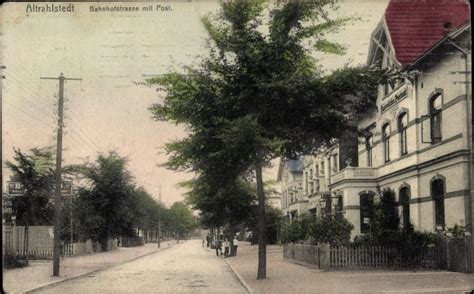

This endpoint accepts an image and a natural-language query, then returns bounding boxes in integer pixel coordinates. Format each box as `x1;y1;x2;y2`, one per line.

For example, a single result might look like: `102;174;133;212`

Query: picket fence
11;242;76;260
329;245;442;269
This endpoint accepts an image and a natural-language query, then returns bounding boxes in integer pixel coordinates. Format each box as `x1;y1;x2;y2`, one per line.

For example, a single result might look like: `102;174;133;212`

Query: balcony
330;167;377;186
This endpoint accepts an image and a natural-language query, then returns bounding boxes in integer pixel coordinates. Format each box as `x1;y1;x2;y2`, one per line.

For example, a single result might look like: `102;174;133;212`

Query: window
399;187;411;230
321;162;325;176
309;169;313;180
430;94;442;143
324;194;332;215
335;195;343;218
398;113;408;156
304;172;308;195
383;123;391;162
431;179;445;229
315;165;319;177
332;154;338;173
365;135;373;167
360;194;374;234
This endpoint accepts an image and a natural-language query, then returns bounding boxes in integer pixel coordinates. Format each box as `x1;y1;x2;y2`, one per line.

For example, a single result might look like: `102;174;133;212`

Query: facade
279;0;472;239
278;158;305;220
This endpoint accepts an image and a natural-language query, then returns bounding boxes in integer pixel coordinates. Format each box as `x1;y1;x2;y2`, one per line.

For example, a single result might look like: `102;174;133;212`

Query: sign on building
8;182;24;196
7;180;74;196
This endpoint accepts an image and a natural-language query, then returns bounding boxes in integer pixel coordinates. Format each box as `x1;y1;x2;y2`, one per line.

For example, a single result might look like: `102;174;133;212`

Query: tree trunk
256;158;266;280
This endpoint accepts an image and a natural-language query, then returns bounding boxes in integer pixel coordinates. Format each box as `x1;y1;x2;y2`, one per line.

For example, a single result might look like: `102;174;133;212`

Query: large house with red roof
332;0;471;238
281;0;471;239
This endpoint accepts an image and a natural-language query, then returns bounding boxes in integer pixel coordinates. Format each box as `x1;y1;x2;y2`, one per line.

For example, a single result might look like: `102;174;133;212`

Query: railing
330;167;377;185
330;245;442;269
120;237;144;247
284;243;445;270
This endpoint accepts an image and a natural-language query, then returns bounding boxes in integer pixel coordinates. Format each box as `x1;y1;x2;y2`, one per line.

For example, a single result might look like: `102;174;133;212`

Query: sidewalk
226;242;474;294
3;241;177;293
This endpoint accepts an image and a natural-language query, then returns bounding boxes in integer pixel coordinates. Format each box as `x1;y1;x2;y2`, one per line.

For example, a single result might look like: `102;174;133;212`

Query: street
33;240;247;294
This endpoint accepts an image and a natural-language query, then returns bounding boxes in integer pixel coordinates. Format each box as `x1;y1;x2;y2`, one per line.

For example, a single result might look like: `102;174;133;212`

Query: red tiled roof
385;0;470;66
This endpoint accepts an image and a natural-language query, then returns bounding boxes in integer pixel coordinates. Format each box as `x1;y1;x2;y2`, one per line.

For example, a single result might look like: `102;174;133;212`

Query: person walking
223;238;230;258
215;238;222;256
232;236;239;256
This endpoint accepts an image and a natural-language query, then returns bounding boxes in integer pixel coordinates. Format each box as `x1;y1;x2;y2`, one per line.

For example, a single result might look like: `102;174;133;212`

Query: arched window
399;187;411;230
431;179;445;229
398;113;408;156
360;193;374;234
382;123;391;162
365;135;373;167
430;94;442;143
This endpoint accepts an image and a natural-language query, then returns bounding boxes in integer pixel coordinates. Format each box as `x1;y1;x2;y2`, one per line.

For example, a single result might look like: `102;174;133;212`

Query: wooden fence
10;242;76;260
120;237;144;247
284;242;447;271
329;245;443;269
446;236;472;273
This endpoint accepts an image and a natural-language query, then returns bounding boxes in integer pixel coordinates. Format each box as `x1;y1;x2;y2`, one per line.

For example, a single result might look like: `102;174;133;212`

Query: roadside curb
23;243;178;293
224;258;254;294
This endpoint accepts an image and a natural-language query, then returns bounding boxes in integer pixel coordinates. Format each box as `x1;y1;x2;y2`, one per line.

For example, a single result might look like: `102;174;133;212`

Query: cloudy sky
1;0;388;206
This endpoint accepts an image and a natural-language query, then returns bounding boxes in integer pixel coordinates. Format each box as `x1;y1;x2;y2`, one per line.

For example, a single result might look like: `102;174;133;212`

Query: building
279;0;471;240
278;158;305;220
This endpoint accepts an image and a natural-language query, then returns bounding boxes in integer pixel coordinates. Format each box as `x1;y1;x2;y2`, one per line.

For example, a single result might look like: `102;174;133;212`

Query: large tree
6;148;55;227
72;152;137;250
149;0;380;279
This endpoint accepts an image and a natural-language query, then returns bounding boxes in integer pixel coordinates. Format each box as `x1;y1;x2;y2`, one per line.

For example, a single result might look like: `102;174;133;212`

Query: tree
6;148;55;227
168;202;198;238
182;175;256;230
149;0;381;279
6;147;56;263
72;152;137;250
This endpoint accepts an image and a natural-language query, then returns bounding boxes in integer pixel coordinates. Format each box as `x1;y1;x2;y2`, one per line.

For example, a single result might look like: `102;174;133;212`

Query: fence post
319;243;330;270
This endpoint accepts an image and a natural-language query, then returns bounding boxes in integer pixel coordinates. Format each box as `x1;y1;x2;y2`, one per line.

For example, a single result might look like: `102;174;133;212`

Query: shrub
3;254;27;269
281;214;353;246
311;215;353;246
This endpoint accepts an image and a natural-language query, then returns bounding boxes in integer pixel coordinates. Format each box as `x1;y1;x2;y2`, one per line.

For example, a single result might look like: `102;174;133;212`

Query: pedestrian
202;237;205;247
223;238;230;258
215;238;221;256
206;235;210;247
233;236;239;256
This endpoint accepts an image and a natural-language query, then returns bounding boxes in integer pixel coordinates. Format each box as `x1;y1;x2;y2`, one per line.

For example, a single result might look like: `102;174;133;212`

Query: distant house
277;158;304;220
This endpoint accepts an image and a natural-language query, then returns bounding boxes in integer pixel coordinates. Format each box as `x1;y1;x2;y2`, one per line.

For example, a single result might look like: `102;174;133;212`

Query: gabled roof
385;0;470;66
276;157;304;181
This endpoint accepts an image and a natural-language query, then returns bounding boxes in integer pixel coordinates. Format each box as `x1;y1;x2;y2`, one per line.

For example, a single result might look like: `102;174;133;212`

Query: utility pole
40;73;81;277
158;184;161;248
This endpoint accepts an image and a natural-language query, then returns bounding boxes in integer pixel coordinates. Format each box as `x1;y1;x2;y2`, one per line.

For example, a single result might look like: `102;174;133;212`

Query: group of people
203;234;239;258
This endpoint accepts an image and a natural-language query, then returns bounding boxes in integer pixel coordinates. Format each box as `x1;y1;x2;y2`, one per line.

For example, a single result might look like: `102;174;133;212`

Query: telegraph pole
158;185;161;248
41;73;81;277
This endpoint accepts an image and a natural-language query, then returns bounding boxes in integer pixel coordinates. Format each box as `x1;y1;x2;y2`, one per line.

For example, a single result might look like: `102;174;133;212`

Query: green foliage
246;205;283;245
368;188;400;245
446;224;467;237
6;148;55;226
168;202;198;237
3;254;27;269
281;214;353;246
72;152;138;248
183;175;256;228
148;0;383;278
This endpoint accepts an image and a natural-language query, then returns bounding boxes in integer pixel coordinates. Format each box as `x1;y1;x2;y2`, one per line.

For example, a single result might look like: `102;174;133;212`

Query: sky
1;0;389;206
